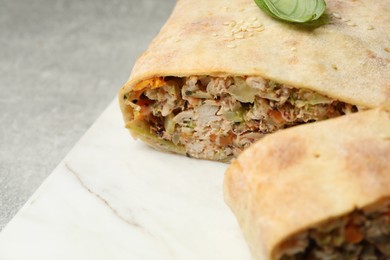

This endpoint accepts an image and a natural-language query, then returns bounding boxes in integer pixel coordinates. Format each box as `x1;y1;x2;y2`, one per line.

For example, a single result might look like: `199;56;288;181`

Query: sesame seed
385;48;390;53
332;13;341;19
223;21;230;25
341;18;350;22
212;32;218;37
174;39;180;42
367;25;374;30
229;21;237;27
232;28;241;34
291;47;297;51
346;21;356;27
251;21;263;28
223;36;235;41
251;17;258;21
255;27;265;32
237;20;244;25
235;34;244;39
247;27;254;32
248;33;254;37
239;8;245;12
227;43;236;48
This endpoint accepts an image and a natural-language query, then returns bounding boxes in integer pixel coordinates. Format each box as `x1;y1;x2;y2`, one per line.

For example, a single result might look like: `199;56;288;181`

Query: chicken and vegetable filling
123;76;357;160
279;204;390;260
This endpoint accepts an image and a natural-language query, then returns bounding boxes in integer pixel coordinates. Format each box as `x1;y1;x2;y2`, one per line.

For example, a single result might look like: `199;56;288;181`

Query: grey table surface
0;0;175;231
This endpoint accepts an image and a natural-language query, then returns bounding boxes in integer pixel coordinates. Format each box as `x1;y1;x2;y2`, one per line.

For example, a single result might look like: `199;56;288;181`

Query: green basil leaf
254;0;326;23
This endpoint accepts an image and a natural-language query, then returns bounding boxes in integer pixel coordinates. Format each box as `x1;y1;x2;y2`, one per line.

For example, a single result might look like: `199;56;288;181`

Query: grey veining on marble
0;101;252;260
0;0;175;230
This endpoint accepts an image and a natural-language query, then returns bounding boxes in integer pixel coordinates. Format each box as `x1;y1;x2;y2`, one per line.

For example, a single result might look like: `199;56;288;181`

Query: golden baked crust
224;108;390;259
120;0;390;111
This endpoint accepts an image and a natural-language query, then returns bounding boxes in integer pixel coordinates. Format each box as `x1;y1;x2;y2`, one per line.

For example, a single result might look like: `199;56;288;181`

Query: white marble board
0;100;251;260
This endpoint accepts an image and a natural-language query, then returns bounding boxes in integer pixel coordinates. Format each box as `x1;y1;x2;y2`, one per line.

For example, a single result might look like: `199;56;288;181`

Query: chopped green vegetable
164;113;176;134
290;90;332;107
182;120;196;129
185;91;213;99
228;77;259;103
253;0;326;23
268;80;280;89
223;108;246;123
126;120;186;154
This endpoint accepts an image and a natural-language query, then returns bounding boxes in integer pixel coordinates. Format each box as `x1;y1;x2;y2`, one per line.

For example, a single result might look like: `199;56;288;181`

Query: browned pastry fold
224;108;390;259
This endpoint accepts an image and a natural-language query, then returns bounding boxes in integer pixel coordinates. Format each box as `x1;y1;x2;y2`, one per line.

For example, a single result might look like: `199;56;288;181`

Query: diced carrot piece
150;78;166;89
187;97;201;107
344;224;363;244
219;133;235;146
383;206;390;222
134;100;153;121
136;100;153;107
134;78;166;91
268;110;285;124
